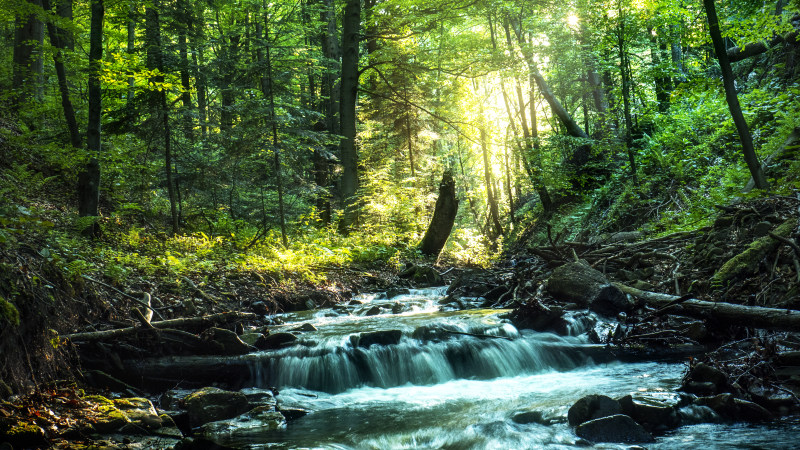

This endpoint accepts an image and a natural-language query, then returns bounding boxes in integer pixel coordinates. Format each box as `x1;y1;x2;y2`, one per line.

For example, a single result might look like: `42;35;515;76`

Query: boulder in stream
680;362;728;395
184;387;250;427
351;330;403;348
617;394;680;431
568;394;622;426
546;262;632;316
199;406;286;445
695;393;774;422
575;414;655;443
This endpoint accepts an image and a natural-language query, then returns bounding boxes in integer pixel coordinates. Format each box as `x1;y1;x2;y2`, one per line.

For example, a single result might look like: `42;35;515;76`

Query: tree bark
12;0;45;112
42;0;80;148
78;0;104;231
146;5;179;235
704;0;769;190
338;0;361;231
420;170;459;257
617;283;800;332
261;17;289;248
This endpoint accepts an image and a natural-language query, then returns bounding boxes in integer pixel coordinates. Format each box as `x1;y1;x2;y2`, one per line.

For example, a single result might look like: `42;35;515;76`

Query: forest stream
130;287;800;449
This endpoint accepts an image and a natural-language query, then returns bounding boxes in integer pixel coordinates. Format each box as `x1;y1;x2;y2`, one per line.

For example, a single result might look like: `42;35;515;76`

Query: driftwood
63;312;256;342
616;283;800;331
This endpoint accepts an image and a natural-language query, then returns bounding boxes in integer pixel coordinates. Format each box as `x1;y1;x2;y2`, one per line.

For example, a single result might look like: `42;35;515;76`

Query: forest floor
2;194;800;448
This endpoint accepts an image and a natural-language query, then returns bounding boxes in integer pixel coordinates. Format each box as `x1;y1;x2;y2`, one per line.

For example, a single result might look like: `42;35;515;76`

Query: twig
81;275;163;320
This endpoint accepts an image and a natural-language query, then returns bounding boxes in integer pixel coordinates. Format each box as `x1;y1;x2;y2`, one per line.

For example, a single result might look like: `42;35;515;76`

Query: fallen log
616;283;800;331
63;312;256;342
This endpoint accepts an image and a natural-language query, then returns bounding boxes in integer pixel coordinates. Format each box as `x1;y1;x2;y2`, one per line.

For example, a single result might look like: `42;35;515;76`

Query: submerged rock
351;330;403;347
574;414;655;443
184;387;249;427
695;393;773;422
200;406;286;445
568;394;622;426
511;410;563;426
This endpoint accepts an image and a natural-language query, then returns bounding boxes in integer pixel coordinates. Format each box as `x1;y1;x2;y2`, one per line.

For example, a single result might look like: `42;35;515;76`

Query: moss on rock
712;218;797;287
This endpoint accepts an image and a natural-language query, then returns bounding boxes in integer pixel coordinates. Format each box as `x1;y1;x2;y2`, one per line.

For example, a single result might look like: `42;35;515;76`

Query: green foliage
0;295;20;326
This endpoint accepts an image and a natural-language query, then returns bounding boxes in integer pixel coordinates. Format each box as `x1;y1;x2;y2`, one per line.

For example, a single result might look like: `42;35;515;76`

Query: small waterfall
249;322;592;393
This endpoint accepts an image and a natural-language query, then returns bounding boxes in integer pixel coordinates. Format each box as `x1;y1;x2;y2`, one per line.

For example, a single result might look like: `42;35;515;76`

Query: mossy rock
712;218;797;287
83;395;131;433
0;419;48;448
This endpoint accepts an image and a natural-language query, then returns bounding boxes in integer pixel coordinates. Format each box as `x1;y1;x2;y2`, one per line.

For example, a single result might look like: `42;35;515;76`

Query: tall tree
42;0;80;148
78;0;104;232
338;0;361;231
703;0;768;190
11;0;45;112
145;4;179;234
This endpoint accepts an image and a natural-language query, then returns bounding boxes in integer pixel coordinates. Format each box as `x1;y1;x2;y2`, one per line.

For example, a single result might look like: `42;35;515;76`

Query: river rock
568;394;622;426
680;362;728;395
83;395;132;433
278;407;309;421
291;323;318;332
574;414;655;443
203;327;258;355
546;262;632;316
386;287;411;299
200;406;286;445
0;419;48;449
412;324;462;342
184;387;250;427
254;332;297;350
113;397;164;432
240;387;277;410
511;410;562;426
364;305;382;316
617;395;679;431
352;330;403;347
695;393;773;422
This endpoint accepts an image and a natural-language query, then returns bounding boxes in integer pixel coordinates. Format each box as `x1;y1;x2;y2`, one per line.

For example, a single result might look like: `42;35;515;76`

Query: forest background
1;0;800;390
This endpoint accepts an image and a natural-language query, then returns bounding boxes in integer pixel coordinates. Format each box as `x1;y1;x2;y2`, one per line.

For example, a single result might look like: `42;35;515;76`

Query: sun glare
566;14;580;30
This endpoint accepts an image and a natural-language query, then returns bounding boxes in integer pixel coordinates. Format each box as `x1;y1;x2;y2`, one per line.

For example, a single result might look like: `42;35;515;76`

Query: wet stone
574;414;655;444
183;387;249;427
568;394;622;426
255;332;298;350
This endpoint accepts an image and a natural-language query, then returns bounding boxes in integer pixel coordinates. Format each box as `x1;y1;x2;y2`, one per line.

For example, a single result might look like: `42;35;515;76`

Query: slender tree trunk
126;1;136;116
146;5;179;234
703;0;769;190
190;15;208;138
338;0;361;231
78;0;104;231
260;17;289;247
617;6;637;181
41;0;80;148
178;0;194;144
313;0;339;225
477;85;503;239
12;0;45;112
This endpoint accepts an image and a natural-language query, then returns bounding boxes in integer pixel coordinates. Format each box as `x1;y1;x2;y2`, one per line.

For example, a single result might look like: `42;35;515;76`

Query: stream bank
2;195;800;448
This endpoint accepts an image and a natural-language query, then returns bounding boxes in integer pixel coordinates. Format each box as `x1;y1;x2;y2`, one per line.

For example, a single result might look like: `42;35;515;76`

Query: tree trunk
42;0;80;148
617;12;637;181
78;0;104;231
260;18;289;248
12;0;45;112
703;0;769;190
479;113;503;239
419;170;459;257
146;5;179;235
617;283;800;332
338;0;361;231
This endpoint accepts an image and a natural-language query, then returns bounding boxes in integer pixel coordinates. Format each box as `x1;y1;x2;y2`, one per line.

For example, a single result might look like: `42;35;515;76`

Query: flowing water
221;288;800;449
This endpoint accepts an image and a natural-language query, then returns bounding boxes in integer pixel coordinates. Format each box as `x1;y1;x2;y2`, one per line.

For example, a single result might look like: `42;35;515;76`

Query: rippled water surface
223;288;800;449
